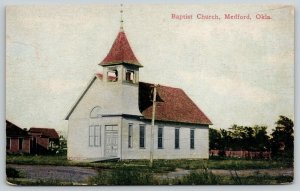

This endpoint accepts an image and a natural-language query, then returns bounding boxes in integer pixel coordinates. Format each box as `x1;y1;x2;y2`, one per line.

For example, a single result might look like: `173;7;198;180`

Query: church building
65;18;212;161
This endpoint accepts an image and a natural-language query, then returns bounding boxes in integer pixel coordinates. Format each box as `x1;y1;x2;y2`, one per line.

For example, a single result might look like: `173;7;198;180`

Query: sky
6;4;294;136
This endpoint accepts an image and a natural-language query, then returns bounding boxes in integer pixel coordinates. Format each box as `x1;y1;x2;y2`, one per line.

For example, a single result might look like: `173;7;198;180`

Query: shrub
175;170;221;185
6;167;22;178
89;167;154;185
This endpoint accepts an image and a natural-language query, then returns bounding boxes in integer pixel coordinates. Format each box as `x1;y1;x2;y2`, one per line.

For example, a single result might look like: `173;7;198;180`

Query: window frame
18;138;23;150
107;68;118;82
157;126;163;149
128;123;133;148
125;69;135;83
94;125;101;147
90;106;102;118
139;125;145;148
190;129;195;149
175;128;180;149
89;125;101;147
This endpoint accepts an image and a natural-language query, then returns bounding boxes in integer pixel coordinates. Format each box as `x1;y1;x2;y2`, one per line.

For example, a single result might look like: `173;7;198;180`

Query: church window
90;106;102;118
175;128;180;149
190;129;195;149
107;69;118;82
158;126;163;149
125;70;135;83
89;125;101;147
139;125;145;148
128;124;133;148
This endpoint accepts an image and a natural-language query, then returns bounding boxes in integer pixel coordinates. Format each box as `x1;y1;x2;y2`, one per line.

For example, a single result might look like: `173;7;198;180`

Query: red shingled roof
100;30;142;67
139;82;212;125
29;128;59;139
94;74;211;124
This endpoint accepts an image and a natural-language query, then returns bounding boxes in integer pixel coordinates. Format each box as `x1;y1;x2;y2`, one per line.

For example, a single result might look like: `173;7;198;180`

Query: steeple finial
120;4;124;31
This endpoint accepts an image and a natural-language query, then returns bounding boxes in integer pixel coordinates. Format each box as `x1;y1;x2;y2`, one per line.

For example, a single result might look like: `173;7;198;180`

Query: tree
228;125;255;150
271;115;294;157
253;125;270;151
209;128;222;150
209;124;272;154
228;124;244;150
219;128;233;150
227;124;270;151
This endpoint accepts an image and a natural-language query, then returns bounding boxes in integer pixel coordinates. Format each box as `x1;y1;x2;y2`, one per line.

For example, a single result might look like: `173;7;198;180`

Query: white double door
104;125;118;157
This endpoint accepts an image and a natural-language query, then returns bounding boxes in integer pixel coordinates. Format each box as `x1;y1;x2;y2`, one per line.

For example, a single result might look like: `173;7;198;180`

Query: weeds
6;155;293;170
6;155;293;185
89;167;154;185
6;167;23;178
174;170;221;185
88;168;293;185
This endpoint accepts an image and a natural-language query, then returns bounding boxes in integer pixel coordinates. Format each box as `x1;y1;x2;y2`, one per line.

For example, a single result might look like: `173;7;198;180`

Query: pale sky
6;4;294;136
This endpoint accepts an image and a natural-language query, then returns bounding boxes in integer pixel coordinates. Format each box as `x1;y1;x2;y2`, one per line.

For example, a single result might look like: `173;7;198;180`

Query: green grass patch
89;167;154;185
173;170;222;185
6;155;293;171
88;168;293;185
151;158;293;170
228;174;293;185
6;155;69;166
206;159;293;170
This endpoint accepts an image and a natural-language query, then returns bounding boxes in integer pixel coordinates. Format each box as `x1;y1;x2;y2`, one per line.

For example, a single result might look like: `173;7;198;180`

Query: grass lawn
6;154;293;185
7;169;293;185
6;154;293;170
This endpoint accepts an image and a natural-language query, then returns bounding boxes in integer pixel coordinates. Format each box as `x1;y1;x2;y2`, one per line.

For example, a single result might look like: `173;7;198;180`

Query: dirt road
7;164;293;182
7;164;98;182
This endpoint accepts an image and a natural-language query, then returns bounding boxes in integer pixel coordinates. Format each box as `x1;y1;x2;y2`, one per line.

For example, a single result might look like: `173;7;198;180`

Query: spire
99;4;142;67
120;4;124;31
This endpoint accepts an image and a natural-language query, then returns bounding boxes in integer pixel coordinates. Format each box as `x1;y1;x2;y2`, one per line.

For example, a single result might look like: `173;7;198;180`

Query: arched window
90;106;102;118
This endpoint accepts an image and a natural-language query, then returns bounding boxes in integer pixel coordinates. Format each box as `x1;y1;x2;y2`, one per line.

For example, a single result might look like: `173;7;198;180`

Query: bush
89;167;154;185
6;167;22;178
175;170;221;185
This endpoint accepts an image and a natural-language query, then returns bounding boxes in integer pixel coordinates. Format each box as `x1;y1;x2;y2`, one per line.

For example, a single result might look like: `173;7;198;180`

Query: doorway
104;125;118;157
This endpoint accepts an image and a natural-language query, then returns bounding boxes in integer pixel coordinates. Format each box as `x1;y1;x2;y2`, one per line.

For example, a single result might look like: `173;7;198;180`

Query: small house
6;120;31;154
29;128;59;154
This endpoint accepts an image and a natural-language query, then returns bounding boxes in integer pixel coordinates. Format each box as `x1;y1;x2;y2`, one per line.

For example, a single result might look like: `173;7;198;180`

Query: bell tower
99;5;142;84
98;5;143;116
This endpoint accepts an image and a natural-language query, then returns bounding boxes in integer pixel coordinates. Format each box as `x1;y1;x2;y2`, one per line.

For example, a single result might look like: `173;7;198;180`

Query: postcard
6;4;294;185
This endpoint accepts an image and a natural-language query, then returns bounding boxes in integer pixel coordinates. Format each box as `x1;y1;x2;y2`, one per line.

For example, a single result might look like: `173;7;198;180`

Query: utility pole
150;84;158;167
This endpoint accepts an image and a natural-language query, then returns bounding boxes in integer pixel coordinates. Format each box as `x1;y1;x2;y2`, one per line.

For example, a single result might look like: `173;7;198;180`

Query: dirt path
7;164;98;182
7;164;293;182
